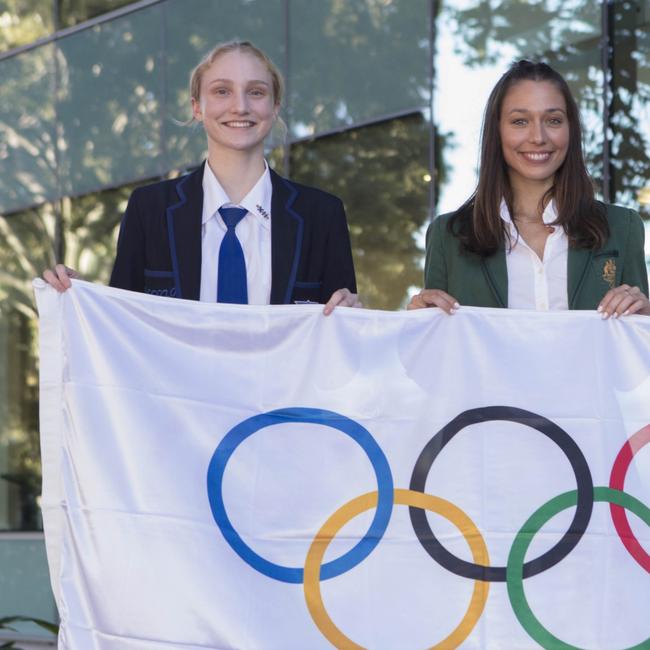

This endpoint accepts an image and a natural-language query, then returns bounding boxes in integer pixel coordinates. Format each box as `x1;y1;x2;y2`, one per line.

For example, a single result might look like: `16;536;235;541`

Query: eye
212;87;229;96
248;87;267;97
548;117;564;126
511;118;527;126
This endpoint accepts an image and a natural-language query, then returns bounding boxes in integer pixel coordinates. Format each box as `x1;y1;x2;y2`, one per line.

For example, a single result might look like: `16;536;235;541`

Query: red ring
609;424;650;572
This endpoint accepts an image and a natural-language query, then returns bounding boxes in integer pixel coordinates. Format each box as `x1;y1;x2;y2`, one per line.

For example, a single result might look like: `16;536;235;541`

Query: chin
516;167;559;183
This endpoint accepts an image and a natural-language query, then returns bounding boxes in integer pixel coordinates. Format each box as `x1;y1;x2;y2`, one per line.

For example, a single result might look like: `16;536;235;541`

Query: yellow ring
303;488;490;649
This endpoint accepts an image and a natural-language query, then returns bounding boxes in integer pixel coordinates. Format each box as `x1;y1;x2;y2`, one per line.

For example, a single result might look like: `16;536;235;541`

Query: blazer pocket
292;280;322;304
144;269;177;297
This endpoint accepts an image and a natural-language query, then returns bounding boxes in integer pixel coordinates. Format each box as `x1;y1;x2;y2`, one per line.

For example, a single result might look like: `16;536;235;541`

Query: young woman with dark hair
409;60;649;317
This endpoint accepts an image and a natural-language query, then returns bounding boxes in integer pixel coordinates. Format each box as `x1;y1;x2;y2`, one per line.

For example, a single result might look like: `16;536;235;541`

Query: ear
191;97;202;122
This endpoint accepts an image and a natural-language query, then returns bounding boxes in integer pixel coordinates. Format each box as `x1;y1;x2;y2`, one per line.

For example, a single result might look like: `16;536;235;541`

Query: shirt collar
202;160;272;230
499;198;558;226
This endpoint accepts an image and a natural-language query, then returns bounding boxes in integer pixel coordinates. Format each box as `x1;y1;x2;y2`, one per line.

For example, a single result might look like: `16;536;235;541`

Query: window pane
289;114;430;310
0;205;56;533
57;0;134;28
0;0;54;52
56;4;164;199
163;0;285;172
0;44;58;214
0;536;57;638
435;0;603;214
63;181;148;283
289;0;430;138
610;0;650;219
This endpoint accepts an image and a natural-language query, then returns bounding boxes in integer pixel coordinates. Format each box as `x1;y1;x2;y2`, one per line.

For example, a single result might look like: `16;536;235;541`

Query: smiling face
499;79;570;192
192;49;278;158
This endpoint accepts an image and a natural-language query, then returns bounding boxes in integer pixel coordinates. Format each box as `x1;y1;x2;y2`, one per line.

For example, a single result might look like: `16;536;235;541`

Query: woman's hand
42;264;81;292
598;284;650;318
323;288;363;315
407;289;460;315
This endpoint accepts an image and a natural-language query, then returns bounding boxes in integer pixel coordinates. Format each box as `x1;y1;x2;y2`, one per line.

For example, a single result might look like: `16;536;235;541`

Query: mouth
222;120;256;128
519;152;553;163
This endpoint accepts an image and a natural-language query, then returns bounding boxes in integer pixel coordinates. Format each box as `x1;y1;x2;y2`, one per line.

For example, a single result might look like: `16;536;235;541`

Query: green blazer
424;203;649;309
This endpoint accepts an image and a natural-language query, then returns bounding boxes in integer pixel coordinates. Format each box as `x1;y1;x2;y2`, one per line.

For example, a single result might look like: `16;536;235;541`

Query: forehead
201;49;272;85
502;79;567;112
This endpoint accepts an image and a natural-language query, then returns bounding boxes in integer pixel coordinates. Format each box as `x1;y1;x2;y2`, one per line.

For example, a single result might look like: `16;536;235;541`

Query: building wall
0;0;649;644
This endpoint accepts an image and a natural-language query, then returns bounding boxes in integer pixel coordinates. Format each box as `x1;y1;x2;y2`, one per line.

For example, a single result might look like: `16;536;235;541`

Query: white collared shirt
199;161;273;304
500;199;569;310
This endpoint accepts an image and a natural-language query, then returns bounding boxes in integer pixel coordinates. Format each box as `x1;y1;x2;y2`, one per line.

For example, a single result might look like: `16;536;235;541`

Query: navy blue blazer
109;163;357;304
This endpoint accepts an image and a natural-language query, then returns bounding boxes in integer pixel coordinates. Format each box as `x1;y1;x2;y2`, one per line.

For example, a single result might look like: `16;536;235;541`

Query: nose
529;120;546;145
231;90;249;114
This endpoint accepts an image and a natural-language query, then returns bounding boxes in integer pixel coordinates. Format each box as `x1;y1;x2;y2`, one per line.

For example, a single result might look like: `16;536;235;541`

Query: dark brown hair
450;60;608;255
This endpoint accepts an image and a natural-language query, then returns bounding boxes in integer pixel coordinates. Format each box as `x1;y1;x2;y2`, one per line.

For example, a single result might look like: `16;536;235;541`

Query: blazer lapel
270;170;303;304
166;164;204;300
481;249;508;307
567;247;593;309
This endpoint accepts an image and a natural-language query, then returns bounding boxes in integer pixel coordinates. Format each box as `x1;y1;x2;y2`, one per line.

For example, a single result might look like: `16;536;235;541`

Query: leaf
0;616;58;634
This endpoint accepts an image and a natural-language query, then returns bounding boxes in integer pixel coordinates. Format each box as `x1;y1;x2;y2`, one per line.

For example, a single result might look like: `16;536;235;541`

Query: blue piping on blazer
165;173;192;299
279;177;304;305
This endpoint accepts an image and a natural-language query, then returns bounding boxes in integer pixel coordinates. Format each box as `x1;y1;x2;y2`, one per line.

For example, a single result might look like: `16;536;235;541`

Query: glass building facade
1;0;649;644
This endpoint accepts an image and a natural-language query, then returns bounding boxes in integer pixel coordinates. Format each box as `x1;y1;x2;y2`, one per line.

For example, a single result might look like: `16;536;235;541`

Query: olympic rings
303;489;489;650
507;487;650;649
409;406;593;581
207;408;650;646
609;424;650;572
206;407;393;583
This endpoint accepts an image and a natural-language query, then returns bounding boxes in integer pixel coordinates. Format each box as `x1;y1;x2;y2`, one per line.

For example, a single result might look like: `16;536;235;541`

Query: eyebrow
507;107;566;114
207;78;270;86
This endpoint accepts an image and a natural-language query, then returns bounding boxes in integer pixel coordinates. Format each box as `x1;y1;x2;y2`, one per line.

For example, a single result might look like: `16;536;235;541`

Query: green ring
507;487;650;650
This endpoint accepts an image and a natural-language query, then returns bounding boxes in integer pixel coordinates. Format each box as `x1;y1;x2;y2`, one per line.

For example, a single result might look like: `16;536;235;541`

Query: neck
509;175;554;220
207;147;266;204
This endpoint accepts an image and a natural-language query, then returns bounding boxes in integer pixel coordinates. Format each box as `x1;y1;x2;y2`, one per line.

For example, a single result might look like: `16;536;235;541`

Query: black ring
409;406;593;582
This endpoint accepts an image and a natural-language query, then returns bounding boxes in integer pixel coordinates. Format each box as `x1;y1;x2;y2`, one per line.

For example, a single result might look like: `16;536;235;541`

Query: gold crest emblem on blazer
602;258;616;288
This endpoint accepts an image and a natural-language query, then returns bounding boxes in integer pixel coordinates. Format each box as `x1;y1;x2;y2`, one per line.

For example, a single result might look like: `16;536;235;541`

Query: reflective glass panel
289;114;430;309
0;204;56;533
289;0;430;138
0;44;57;214
610;0;650;221
57;0;135;28
63;181;147;283
56;4;164;199
435;0;603;215
0;184;58;636
163;0;285;172
0;0;54;52
0;536;57;638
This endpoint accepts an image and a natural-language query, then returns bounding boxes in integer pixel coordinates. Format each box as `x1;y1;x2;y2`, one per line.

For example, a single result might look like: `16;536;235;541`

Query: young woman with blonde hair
45;41;359;314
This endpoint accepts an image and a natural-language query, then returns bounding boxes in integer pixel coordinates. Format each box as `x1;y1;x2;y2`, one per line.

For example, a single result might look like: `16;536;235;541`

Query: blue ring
207;407;394;584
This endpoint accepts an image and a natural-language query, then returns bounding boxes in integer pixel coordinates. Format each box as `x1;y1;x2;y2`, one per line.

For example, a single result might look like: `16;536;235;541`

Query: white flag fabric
35;280;650;650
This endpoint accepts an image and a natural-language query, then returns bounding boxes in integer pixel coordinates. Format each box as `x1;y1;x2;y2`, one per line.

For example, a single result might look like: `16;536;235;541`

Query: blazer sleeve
321;197;357;299
424;215;448;290
621;208;649;295
109;189;146;292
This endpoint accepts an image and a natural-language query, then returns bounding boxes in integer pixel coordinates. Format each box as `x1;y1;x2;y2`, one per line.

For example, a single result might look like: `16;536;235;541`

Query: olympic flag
35;280;650;649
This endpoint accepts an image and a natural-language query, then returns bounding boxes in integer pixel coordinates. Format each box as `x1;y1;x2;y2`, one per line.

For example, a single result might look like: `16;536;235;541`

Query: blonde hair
189;41;284;113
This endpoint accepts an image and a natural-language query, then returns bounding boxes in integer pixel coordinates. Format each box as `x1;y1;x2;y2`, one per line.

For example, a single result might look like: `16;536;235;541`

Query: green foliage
290;113;449;309
446;0;650;216
0;0;53;51
0;615;58;648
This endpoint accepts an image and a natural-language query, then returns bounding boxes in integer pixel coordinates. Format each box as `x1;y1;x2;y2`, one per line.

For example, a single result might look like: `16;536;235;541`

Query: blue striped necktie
217;207;248;304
